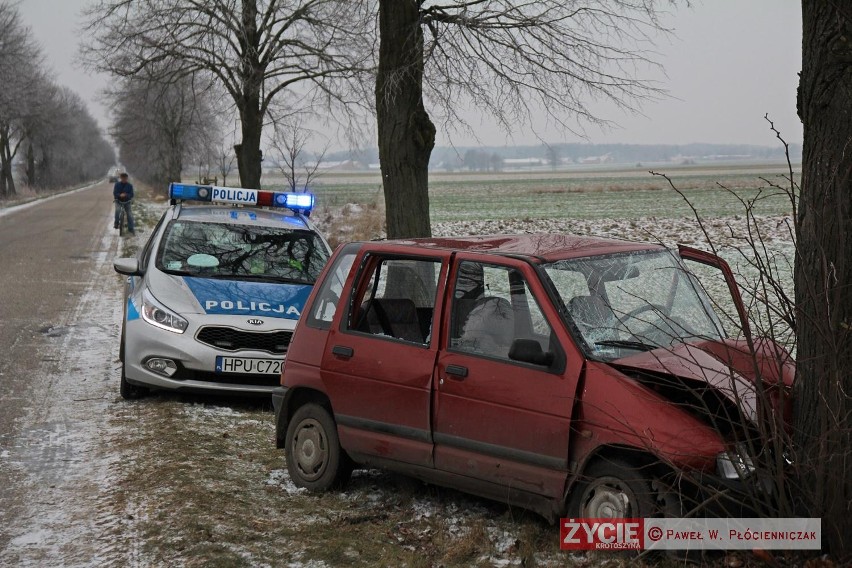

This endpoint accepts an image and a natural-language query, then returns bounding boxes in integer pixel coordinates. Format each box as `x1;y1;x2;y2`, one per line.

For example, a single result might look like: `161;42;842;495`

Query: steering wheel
617;303;704;345
616;303;669;326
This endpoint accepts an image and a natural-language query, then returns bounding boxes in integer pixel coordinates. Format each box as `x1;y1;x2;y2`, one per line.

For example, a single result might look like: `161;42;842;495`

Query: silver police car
113;183;331;399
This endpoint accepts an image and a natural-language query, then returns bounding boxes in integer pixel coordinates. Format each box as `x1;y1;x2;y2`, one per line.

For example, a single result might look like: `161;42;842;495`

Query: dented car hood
609;340;762;420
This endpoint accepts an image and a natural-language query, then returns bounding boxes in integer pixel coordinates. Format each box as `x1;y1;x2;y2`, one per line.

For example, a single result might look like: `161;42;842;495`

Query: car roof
173;204;312;230
367;233;664;263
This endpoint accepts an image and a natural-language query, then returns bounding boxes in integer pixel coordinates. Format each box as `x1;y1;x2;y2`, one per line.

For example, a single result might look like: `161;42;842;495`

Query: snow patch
267;469;307;495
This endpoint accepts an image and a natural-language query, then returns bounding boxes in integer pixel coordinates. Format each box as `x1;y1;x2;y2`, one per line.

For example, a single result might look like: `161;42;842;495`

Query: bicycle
114;198;133;237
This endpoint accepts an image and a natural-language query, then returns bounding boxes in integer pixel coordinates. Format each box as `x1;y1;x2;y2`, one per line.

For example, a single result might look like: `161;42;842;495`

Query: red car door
320;250;450;468
432;254;582;499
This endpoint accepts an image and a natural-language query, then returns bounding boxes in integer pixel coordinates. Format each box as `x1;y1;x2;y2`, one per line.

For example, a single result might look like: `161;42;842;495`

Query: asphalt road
0;182;116;435
0;182;123;557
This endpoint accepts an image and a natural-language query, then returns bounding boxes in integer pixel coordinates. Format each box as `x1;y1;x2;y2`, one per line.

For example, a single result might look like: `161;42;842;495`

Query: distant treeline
323;142;801;170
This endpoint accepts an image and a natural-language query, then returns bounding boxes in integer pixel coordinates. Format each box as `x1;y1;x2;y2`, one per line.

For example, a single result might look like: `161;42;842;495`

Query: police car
113;183;331;399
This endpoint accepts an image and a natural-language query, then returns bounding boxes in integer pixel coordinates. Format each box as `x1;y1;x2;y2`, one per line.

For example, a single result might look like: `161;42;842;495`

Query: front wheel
568;458;656;518
119;349;148;400
285;403;351;491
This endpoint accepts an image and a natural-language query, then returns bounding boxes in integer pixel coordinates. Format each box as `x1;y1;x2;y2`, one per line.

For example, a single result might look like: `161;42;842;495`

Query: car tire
285;403;351;491
119;347;148;400
568;458;656;518
119;321;126;363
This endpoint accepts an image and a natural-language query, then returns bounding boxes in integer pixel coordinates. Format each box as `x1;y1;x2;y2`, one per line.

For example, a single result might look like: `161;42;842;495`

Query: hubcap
293;418;328;481
583;476;634;518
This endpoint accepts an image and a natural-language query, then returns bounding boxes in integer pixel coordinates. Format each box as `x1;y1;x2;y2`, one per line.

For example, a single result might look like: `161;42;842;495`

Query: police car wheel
119;323;125;363
285;403;351;491
119;356;148;400
568;458;655;519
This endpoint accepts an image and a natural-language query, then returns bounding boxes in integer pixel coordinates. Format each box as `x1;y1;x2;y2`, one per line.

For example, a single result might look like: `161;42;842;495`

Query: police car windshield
157;221;329;284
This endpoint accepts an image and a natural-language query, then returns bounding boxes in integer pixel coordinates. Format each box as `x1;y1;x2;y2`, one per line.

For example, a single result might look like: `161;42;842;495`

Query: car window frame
340;251;448;348
139;210;169;272
304;242;361;331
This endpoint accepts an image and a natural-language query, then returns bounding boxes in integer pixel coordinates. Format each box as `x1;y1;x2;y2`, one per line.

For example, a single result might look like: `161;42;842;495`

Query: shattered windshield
157;221;330;284
543;250;725;361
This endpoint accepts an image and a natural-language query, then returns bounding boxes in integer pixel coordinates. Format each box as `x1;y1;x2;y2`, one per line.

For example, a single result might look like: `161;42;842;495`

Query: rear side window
346;256;441;345
305;243;359;330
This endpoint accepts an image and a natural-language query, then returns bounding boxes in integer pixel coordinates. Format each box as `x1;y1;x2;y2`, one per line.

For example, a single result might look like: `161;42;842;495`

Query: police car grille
196;327;292;354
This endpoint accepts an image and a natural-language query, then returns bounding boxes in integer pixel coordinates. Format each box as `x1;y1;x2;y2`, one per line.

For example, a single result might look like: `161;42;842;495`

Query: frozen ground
0;185;793;567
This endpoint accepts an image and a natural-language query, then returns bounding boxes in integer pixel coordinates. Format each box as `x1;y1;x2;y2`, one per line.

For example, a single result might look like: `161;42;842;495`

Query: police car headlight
141;289;188;334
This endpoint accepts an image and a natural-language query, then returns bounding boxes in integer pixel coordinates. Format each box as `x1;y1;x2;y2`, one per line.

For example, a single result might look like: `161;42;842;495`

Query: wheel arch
275;387;333;448
564;444;674;510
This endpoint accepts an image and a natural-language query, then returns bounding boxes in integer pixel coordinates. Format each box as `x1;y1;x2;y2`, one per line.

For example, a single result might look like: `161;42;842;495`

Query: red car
272;234;793;520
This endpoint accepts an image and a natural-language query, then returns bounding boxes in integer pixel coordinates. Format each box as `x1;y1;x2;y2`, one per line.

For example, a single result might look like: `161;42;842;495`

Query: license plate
215;356;283;375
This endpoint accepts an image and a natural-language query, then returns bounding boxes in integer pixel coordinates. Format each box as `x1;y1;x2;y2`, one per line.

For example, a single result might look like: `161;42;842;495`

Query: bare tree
0;2;113;195
216;145;236;186
270;123;327;192
544;144;561;170
376;1;671;238
109;74;219;189
32;88;115;188
795;1;852;556
0;2;41;196
84;0;371;190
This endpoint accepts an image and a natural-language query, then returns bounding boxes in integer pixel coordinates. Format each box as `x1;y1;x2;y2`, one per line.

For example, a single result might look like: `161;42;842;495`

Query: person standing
113;172;135;235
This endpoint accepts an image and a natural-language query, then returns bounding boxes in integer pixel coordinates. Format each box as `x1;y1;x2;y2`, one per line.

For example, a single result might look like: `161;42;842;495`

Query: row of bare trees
108;74;222;188
0;2;114;198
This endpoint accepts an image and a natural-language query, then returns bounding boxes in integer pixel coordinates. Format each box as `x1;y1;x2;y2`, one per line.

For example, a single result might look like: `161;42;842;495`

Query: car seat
360;298;424;343
458;296;515;358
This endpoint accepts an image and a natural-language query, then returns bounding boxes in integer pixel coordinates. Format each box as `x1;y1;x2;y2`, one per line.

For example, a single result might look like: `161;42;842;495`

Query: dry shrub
441;520;489;565
316;199;386;249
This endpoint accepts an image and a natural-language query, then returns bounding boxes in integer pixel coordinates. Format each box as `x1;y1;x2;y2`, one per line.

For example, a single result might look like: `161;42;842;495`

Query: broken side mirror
509;338;555;367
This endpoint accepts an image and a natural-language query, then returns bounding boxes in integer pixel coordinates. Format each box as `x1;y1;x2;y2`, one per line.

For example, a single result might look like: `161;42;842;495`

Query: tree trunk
0;129;7;198
234;0;263;190
25;141;35;188
236;101;263;189
376;0;436;239
166;130;182;183
0;127;15;197
795;0;852;556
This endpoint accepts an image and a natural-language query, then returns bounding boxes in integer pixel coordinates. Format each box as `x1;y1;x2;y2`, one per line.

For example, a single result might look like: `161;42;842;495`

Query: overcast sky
18;0;803;149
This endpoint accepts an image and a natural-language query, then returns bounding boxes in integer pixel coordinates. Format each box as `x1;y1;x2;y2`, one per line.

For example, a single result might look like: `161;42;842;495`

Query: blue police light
286;193;314;210
270;192;313;212
169;183;212;202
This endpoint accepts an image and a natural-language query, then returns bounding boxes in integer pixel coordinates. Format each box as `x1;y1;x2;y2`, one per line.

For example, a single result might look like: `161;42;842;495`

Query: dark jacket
113;181;134;202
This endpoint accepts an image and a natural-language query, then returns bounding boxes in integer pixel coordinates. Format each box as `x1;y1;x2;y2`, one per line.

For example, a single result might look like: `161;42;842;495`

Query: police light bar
168;183;315;214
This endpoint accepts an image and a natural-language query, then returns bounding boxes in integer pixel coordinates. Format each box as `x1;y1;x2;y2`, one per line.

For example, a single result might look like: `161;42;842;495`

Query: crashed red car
272;234;794;520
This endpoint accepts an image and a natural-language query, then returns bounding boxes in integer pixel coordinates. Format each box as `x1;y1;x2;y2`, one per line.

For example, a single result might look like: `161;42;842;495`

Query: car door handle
332;345;354;358
445;364;468;379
